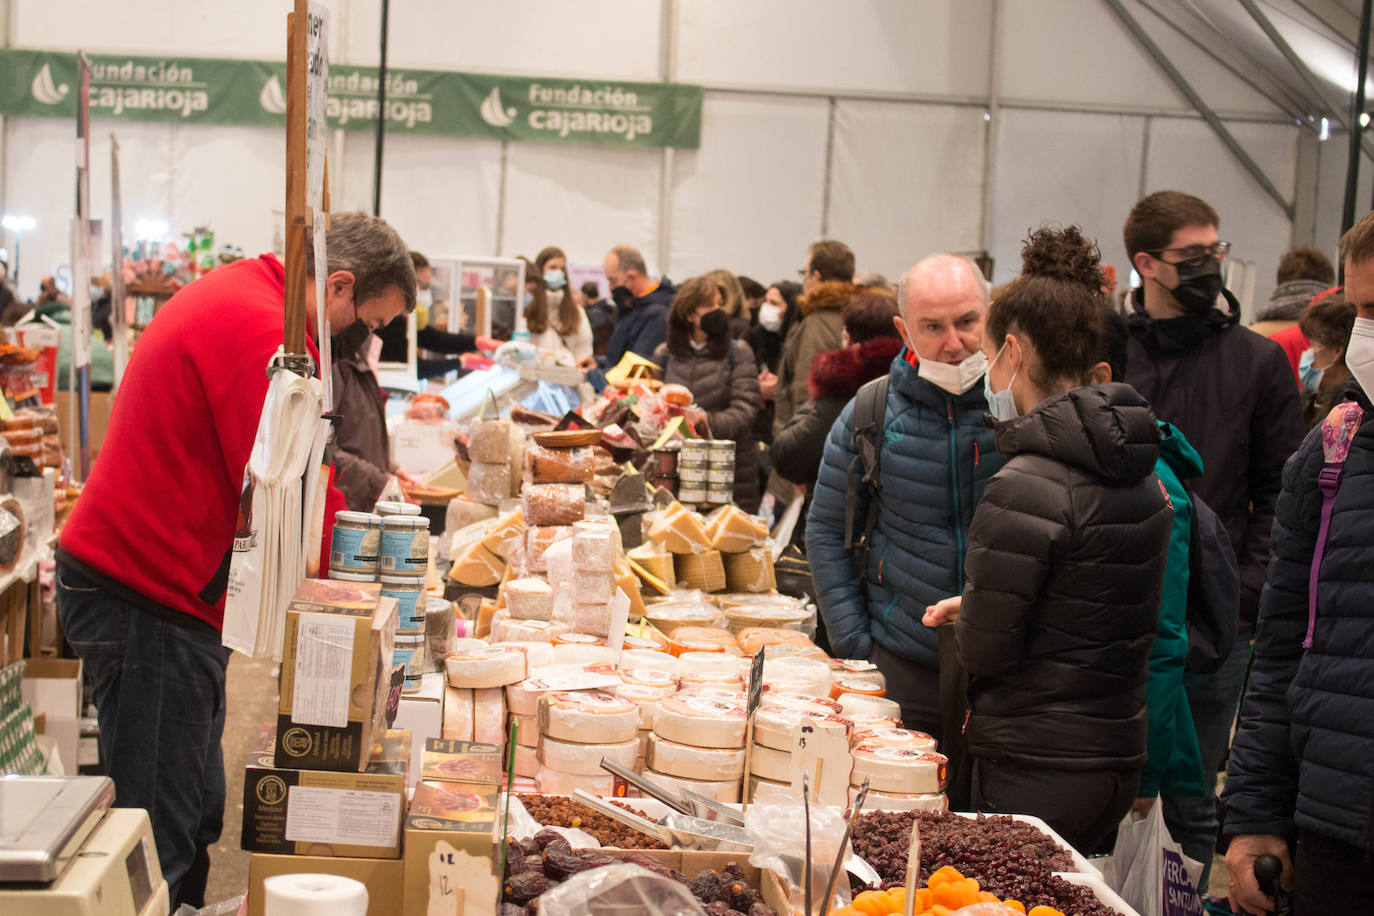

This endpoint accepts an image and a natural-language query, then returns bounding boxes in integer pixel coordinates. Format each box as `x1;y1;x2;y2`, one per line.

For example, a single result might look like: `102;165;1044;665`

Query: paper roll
263;873;368;916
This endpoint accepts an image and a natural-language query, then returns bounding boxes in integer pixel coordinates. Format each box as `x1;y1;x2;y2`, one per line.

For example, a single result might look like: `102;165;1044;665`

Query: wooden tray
532;429;602;448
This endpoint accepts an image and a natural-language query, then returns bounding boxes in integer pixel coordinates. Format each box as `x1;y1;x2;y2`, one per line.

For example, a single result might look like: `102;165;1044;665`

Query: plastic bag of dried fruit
539;864;706;916
746;802;854;914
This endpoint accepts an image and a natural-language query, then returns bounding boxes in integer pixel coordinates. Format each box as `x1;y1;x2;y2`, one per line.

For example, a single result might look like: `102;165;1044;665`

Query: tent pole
372;0;389;217
1344;0;1372;236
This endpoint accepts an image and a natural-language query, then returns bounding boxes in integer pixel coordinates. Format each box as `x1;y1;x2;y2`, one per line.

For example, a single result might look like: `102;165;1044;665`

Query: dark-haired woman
526;246;593;364
652;277;762;511
747;280;801;445
924;226;1173;853
1297;293;1356;429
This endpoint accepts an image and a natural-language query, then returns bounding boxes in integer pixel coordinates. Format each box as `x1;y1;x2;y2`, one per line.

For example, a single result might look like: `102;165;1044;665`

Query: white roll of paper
263;873;368;916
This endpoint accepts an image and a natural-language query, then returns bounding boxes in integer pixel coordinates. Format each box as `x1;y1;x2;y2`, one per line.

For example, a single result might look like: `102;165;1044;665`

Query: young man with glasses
1121;190;1304;894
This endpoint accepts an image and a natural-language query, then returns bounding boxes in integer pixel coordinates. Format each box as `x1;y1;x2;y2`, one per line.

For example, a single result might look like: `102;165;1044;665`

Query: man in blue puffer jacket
806;254;1002;739
1221;211;1374;914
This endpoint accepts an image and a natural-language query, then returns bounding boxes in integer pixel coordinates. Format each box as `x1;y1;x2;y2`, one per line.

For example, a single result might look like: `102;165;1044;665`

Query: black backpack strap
844;376;890;573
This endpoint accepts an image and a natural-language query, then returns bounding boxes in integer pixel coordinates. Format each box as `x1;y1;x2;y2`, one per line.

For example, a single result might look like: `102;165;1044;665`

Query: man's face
801;256;819;294
324;270;408;332
603;253;627;290
1135;223;1222;293
415;265;432;290
1343;256;1374;321
895;283;986;364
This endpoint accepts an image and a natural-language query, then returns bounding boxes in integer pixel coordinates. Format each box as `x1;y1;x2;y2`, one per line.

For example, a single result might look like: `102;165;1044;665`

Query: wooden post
283;0;309;357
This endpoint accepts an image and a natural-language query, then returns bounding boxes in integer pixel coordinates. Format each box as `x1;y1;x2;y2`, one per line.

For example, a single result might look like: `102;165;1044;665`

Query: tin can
330;511;381;575
678;486;708;505
375;501;421;517
708;439;735;462
707;465;734;485
705;482;732;504
679;465;708;485
393;634;426;690
381;577;426;631
329;570;377;583
380;515;430;577
680;440;711;464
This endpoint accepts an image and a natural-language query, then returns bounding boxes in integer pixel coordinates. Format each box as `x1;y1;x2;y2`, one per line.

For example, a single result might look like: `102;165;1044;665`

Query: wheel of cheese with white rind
652;691;748;749
747;773;793;804
848;727;937;753
646;732;747;780
614;682;672;728
843;713;902;733
536;767;614;797
758;691;844;716
678;673;744;692
619;649;679;675
619;667;679;691
506;680;541;717
497;641;555;669
446;645;528;688
747;740;794;782
837;692;903;719
642;768;742;804
513;714;539;747
538;690;641;743
853;788;948;812
678;651;742;680
443;686;474;742
849;745;949;794
473;687;506;745
761;656;832;698
753;705;851;752
514;743;540;778
539;734;638;776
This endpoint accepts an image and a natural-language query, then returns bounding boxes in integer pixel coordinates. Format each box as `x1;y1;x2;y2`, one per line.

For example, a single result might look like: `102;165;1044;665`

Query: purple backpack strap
1306;402;1365;648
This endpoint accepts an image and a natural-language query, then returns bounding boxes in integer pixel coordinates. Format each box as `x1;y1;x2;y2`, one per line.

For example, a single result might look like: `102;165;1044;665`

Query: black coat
1124;289;1304;627
652;322;762;511
1223;383;1374;850
956;383;1172;771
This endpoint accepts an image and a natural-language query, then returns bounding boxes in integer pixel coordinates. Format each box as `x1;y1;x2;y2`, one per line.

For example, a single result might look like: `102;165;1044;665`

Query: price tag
786;722;850;807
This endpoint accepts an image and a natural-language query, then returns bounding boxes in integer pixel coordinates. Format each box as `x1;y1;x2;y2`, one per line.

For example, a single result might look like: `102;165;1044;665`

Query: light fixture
1319;117;1330;141
1361;112;1370;129
1;214;35;233
134;218;169;241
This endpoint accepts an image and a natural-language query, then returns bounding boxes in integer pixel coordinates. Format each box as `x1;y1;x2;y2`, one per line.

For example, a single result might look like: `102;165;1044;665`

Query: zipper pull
946;400;954;425
974;441;979;467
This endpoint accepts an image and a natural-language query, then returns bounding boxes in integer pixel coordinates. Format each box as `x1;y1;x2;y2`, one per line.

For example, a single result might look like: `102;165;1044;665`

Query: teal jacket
1140;422;1207;798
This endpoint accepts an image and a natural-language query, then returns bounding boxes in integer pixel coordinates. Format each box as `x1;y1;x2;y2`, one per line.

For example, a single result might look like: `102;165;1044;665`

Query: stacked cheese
646;502;726;593
645;688;749;803
613;666;680;772
747;692;849;801
706;506;776;593
535;690;641;796
467;416;515;506
444;645;529;746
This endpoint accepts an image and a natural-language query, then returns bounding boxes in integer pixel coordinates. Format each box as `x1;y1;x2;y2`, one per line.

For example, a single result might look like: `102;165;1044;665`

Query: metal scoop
571;789;755;853
599;757;746;826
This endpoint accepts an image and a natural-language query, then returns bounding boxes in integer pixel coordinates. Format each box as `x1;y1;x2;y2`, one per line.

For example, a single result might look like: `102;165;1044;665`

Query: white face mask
1347;316;1374;395
416;287;434;310
759;302;783;332
917;351;988;395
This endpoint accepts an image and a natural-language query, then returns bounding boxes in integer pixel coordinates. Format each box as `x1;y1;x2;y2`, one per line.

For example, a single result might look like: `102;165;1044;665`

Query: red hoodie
59;254;341;632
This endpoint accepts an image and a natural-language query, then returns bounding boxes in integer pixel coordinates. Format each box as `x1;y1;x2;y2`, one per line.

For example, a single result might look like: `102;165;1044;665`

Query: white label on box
292;612;355;728
285;785;400;849
79;736;99;766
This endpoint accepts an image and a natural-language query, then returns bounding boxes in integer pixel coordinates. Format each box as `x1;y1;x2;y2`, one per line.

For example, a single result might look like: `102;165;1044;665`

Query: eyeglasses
1146;241;1231;266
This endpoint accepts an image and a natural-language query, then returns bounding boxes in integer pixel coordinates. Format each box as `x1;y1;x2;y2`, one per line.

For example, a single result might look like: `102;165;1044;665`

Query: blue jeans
57;566;231;910
1162;627;1252;895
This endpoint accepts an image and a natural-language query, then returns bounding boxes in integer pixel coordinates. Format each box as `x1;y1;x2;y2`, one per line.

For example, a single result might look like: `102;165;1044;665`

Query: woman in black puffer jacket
925;226;1172;854
653;277;762;511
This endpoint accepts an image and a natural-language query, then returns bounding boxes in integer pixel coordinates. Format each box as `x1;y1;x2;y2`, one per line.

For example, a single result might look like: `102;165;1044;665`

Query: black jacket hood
991;382;1161;484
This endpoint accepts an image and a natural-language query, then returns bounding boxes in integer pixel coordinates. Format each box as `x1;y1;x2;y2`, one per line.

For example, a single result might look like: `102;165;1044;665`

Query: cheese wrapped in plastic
449;539;505;586
626;542;675;589
674;549;726;593
524;443;596;485
648;503;711;555
467;460;511;507
706;505;770;553
722;547;776;593
468;417;510;463
480;507;525;559
522;483;586;527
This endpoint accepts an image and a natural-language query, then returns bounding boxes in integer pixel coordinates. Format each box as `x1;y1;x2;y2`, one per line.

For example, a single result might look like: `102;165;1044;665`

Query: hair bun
1020;225;1102;290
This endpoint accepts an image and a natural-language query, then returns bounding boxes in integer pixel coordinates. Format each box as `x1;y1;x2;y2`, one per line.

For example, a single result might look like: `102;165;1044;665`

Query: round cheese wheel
753;705;851;752
831;674;887;699
844;713;903;733
538;690;641;743
473;687;506;745
536;767;614;797
446;645;527;688
539;734;638;776
619;648;679;674
492;616;561;644
614;682;670;728
849;727;936;753
759;691;844;716
506;680;541;717
619;667;679;691
748;773;793;804
669;626;743;658
849;745;949;794
737;626;818;657
646;732;747;780
642;768;741;804
571;601;614;638
748;741;794;782
514;743;540;778
678;651;741;678
443;687;474;742
513;714;539;748
644;602;720;636
549;642;619;667
506;578;555;621
652;691;748;749
855;788;948;812
622;631;672;653
496;641;556;669
838;693;903;719
678;673;744;692
761;656;832;698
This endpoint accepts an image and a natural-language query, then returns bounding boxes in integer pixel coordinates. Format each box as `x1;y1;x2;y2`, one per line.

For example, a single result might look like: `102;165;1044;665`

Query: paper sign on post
786;721;850;808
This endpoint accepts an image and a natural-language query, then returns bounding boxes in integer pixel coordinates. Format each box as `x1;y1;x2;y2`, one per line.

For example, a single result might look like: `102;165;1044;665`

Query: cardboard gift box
402;779;500;916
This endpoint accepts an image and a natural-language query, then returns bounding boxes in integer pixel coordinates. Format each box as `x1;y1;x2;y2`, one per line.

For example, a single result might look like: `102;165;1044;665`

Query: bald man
806;255;1003;753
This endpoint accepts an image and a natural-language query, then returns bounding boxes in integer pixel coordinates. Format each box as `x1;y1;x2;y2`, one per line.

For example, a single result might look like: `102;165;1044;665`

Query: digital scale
0;775;169;916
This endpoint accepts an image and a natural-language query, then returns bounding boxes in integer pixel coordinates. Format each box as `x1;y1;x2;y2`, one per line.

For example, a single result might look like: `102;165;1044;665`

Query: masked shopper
1296;293;1356;429
926;226;1172;854
653;276;762;511
56;213;414;909
526;245;593;364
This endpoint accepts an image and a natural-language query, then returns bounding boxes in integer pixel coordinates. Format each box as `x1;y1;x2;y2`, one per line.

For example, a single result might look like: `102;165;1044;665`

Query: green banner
0;48;703;149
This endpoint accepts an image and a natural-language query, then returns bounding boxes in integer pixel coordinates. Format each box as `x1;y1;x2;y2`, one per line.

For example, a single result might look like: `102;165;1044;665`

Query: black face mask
699;309;730;338
1169;257;1225;316
611;285;632;308
334;312;372;356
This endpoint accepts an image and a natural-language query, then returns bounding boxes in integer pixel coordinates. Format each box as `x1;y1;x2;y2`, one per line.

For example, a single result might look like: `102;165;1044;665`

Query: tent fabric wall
0;0;1333;306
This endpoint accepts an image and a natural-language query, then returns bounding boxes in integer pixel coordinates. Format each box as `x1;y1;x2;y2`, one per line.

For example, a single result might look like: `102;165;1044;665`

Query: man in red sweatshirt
55;211;414;909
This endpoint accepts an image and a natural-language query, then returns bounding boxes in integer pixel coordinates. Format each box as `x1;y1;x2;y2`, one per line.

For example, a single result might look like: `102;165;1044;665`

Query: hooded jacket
772;336;904;489
653;321;762;511
806;349;1003;667
956;383;1171;772
773;280;855;437
1124;288;1304;629
604;277;677;369
1223;382;1374;851
1251;277;1329;332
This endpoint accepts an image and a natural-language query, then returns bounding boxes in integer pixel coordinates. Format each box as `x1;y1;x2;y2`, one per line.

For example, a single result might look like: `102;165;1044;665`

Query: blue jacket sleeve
1222;432;1323;838
804;400;873;659
628;308;668;362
